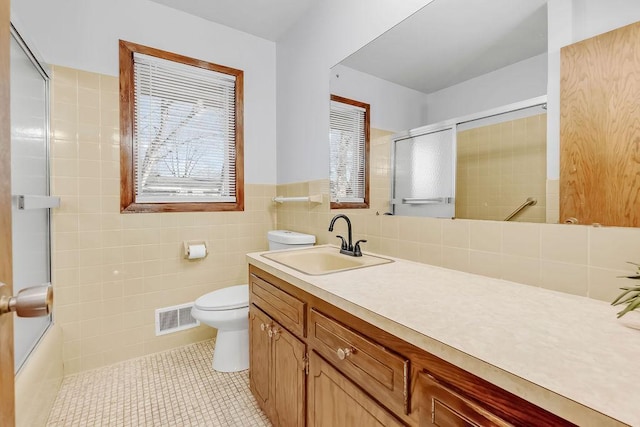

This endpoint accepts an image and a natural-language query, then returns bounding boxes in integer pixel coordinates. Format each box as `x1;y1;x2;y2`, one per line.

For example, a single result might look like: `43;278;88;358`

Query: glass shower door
10;27;52;372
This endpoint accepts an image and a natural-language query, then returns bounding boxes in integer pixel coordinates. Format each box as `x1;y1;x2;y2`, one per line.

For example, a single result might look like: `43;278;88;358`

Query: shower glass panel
392;127;455;218
10;27;52;372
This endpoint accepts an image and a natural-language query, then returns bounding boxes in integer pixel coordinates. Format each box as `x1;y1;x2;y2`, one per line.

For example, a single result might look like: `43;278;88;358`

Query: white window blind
329;100;366;203
133;52;237;203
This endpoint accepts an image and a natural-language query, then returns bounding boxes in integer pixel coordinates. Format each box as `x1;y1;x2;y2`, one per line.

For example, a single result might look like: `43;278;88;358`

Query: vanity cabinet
248;265;575;427
249;273;307;427
307;351;405;427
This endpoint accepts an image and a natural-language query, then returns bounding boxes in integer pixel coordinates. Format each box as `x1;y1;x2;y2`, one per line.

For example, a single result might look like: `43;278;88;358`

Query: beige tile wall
277;130;640;304
456;114;547;222
50;66;276;374
46;65;639;375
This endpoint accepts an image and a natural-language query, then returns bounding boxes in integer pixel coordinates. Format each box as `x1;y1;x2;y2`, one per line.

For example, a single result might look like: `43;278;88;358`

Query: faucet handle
353;239;367;257
335;235;348;250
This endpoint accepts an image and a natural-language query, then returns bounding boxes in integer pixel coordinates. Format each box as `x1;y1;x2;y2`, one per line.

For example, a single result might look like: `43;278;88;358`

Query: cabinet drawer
309;309;409;416
250;273;306;338
418;372;511;427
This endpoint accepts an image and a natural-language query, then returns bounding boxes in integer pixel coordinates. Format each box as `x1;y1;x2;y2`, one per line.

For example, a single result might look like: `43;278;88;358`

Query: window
329;95;370;209
119;40;244;213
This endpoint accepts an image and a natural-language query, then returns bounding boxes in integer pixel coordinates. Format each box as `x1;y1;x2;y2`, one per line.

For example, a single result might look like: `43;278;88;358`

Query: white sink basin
261;246;393;275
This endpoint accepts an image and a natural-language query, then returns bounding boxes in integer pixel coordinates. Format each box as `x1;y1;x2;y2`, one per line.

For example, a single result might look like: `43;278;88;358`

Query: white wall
12;0;277;184
546;0;640;179
330;64;428;132
424;53;547;125
276;0;433;184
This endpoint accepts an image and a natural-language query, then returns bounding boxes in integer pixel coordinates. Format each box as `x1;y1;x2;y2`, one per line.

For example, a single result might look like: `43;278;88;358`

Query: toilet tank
267;230;315;250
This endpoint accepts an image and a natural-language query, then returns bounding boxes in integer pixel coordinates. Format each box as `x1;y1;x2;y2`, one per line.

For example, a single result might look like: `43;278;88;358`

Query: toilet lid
195;284;249;311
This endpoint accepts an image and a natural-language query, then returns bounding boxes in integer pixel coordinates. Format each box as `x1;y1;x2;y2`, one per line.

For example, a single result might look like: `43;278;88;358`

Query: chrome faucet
328;214;367;257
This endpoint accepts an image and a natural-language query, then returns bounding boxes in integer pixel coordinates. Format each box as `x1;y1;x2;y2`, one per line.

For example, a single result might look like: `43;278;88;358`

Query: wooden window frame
119;40;244;213
330;94;370;210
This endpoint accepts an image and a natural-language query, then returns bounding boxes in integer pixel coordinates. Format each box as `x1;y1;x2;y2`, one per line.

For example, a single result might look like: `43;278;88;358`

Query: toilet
191;230;315;372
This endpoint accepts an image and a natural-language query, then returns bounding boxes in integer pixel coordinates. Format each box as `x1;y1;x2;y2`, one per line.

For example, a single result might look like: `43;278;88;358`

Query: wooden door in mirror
560;20;640;227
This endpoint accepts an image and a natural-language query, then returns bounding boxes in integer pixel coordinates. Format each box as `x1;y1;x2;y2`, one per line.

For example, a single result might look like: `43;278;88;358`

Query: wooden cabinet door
560;20;640;226
308;352;404;427
249;305;272;415
417;372;510;427
271;323;306;427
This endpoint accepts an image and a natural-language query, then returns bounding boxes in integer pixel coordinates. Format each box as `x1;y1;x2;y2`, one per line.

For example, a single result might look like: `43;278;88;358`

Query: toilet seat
195;284;248;311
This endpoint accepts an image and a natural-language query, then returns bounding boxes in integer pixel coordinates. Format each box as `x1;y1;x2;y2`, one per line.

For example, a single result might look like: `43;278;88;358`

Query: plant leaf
617;297;640;318
612;288;637;305
612;292;640;306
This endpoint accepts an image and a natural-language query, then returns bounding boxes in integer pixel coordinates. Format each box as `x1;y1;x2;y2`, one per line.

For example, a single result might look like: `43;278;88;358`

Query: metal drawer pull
336;347;353;360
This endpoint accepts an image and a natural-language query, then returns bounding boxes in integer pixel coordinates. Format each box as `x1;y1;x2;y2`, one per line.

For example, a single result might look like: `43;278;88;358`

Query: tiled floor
47;340;271;426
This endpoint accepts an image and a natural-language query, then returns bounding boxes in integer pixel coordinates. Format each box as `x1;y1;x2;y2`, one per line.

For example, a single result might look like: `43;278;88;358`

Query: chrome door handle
0;283;53;317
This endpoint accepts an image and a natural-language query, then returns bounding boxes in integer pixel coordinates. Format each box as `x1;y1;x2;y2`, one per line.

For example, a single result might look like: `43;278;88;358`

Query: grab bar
392;197;454;205
504;197;537;221
272;195;322;203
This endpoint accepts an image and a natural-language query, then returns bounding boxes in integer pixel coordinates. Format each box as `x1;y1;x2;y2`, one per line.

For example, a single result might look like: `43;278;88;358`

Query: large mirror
331;0;551;223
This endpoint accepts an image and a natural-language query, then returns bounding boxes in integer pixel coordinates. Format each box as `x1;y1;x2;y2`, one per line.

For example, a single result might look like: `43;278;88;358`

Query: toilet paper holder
183;241;208;260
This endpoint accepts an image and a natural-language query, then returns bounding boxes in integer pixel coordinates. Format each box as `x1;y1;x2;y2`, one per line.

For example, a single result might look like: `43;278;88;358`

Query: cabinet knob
260;323;266;331
336;347;353;360
564;217;578;224
271;327;279;338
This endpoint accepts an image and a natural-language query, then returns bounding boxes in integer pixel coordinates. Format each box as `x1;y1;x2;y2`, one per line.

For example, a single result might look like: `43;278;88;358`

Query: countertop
247;245;640;427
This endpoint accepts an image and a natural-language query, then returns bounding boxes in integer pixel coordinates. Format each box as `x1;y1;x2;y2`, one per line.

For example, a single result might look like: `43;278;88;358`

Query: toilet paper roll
187;244;207;260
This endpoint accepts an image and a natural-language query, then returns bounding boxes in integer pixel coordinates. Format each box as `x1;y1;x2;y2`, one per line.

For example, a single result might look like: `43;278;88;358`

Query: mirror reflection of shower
391;98;547;223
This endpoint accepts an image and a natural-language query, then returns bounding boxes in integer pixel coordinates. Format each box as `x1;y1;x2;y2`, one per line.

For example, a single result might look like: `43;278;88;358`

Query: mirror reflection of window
329;95;370;209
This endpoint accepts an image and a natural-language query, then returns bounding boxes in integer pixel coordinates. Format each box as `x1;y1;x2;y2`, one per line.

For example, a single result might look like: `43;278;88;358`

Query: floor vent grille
155;303;200;336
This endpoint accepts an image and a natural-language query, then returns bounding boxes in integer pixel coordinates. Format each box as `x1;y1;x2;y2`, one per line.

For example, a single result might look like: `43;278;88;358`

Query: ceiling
340;0;548;94
148;0;316;41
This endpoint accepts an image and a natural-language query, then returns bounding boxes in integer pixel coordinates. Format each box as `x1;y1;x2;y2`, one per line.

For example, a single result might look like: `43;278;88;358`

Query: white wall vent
155;302;200;336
